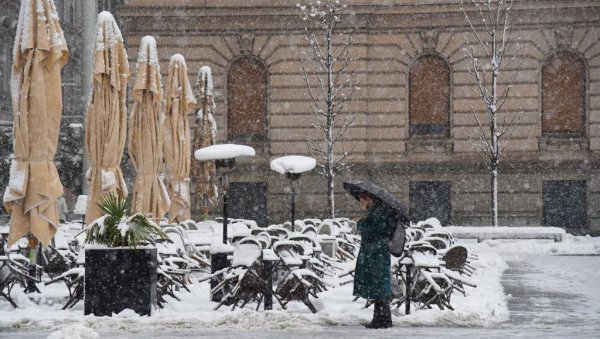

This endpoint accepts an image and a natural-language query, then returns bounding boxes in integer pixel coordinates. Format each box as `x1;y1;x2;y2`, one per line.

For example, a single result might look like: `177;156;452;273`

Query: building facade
1;1;598;233
109;0;600;233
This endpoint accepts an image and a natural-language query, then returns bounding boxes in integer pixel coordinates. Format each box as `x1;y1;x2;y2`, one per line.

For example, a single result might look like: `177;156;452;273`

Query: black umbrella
343;181;408;221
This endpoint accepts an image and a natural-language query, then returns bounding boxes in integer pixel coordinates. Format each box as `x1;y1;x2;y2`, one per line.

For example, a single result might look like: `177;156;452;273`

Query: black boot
365;299;392;329
364;300;381;328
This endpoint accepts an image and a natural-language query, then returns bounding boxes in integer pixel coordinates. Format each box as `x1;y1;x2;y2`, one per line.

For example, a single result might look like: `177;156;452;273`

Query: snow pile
270;155;316;174
0;240;512;334
472;234;600;257
47;324;99;339
194;144;255;161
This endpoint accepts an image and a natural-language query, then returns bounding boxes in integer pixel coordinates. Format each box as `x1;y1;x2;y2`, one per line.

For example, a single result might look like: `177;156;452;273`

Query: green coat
353;203;394;299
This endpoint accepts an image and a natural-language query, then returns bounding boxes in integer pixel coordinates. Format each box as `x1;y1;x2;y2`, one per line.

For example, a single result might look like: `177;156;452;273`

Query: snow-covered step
446;226;565;242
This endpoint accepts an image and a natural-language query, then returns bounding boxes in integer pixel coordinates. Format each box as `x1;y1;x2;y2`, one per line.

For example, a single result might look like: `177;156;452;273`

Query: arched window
409;55;450;137
227;56;268;143
542;51;586;136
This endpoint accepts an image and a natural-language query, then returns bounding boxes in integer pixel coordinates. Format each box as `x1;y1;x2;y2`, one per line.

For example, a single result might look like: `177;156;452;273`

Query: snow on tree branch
298;0;358;218
461;0;522;227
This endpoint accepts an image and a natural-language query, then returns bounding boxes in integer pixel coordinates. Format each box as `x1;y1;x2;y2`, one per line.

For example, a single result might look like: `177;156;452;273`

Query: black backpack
387;218;408;257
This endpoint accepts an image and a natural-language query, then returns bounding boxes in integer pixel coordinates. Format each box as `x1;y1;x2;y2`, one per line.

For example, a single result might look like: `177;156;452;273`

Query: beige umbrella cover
84;11;129;223
128;36;169;221
3;0;68;248
164;54;197;223
191;66;218;209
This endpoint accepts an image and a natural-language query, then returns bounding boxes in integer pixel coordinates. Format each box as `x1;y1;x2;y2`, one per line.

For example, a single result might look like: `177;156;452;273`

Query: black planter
84;247;157;316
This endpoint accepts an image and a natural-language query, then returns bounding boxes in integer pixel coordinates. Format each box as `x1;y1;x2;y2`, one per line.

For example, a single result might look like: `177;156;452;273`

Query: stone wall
104;1;600;233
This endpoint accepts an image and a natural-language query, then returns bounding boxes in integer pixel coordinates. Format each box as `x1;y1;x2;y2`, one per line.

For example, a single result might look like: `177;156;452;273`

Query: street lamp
194;144;255;244
270;155;316;226
195;144;254;302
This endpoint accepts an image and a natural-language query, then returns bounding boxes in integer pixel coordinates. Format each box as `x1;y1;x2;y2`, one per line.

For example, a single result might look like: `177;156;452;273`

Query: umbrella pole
25;235;41;293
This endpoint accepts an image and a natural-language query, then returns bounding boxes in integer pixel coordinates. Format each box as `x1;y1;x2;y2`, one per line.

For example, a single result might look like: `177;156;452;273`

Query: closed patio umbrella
164;54;197;223
3;0;68;248
191;66;218;210
128;36;169;221
84;11;129;223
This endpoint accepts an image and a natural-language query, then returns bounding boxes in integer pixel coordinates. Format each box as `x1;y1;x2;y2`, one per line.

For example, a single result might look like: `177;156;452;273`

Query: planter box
84;247;157;316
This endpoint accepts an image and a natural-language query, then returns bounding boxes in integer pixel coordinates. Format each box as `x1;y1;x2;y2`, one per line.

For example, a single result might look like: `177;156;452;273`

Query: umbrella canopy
164;54;197;223
84;11;129;223
191;66;218;207
128;36;169;221
3;0;68;248
343;181;408;221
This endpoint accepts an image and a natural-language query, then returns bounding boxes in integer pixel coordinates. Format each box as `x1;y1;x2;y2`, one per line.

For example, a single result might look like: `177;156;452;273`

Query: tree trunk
326;26;335;219
491;163;498;227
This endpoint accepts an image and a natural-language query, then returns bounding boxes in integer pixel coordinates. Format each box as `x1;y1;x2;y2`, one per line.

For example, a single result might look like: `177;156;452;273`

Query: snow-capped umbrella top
197;65;215;102
132;35;162;103
95;11;123;51
270;156;316;175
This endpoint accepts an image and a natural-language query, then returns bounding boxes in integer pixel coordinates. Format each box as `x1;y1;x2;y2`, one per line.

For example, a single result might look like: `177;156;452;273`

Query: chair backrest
231;234;248;246
232;237;262;268
266;226;289;240
317;221;332;236
442;245;468;271
406;228;424;241
409;242;438;256
229;222;252;235
302;225;318;238
288;234;315;256
255;232;272;249
164;228;186;253
195;221;216;233
422;236;448;250
184;220;198;230
272;240;305;267
425;231;453;243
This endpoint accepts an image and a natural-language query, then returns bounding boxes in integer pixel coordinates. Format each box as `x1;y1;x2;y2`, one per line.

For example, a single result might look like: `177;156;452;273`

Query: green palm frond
84;192;168;249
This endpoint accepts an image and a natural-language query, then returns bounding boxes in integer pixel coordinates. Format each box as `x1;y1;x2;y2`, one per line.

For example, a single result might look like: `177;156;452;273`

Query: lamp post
215;158;235;244
270;155;316;226
287;172;301;226
195;144;255;302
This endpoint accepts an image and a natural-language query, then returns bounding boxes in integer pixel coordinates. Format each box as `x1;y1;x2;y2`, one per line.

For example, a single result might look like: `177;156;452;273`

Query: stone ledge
538;135;590;152
446;226;565;242
406;137;453;154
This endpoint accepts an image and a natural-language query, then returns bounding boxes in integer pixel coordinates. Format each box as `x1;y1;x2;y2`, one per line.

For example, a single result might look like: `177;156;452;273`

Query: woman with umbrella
344;181;408;329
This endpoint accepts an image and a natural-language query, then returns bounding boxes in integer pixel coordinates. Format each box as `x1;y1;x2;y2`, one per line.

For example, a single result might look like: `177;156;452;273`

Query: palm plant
84;193;168;248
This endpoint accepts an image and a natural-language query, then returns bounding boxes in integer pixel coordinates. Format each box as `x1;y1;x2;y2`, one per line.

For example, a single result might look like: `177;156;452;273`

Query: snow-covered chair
272;239;329;313
0;253;39;308
44;267;84;309
213;237;283;311
397;243;455;311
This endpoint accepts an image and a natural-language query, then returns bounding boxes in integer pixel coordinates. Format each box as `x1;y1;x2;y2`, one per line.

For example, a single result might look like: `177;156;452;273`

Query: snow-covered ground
1;234;599;338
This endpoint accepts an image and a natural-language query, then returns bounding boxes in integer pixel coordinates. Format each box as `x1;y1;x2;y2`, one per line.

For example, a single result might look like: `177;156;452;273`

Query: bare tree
298;0;358;218
461;0;521;226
